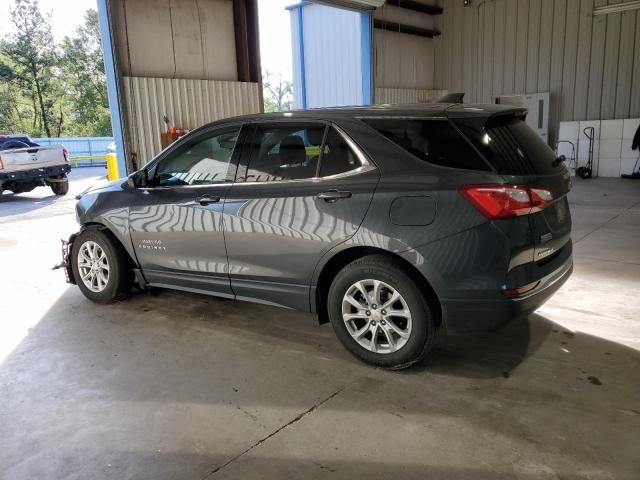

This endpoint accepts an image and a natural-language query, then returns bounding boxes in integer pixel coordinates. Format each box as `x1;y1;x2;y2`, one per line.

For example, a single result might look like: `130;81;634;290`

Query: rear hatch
0;145;68;172
452;112;572;265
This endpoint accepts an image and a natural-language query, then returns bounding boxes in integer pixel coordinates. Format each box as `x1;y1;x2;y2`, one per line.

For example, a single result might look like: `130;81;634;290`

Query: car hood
76;178;126;199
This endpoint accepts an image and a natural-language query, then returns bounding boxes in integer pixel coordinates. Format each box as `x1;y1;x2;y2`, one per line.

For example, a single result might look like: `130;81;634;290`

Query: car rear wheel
50;176;69;195
71;229;133;303
327;255;436;370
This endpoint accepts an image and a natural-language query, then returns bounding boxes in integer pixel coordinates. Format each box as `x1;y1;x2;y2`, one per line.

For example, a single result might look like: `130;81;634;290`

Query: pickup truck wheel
71;229;133;303
50;177;69;196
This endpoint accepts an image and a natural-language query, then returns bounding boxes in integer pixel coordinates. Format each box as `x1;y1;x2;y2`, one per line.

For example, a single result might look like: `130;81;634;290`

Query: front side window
154;126;241;187
243;124;325;182
361;118;491;172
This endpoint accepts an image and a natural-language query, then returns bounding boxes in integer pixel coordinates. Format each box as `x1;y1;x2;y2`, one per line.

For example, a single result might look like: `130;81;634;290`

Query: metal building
290;0;640;148
97;0;262;175
289;0;446;109
434;0;640;146
288;2;374;108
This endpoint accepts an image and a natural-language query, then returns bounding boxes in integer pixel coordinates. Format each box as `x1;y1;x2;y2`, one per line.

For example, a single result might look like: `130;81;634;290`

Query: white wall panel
302;4;364;108
558;117;640;177
122;77;260;166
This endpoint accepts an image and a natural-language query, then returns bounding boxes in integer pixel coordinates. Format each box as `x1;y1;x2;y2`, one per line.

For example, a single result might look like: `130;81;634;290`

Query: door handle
317;190;352;202
196;195;221;206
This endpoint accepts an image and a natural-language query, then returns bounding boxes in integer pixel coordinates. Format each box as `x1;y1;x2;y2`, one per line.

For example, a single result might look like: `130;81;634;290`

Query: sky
258;0;293;81
0;0;97;42
0;0;293;81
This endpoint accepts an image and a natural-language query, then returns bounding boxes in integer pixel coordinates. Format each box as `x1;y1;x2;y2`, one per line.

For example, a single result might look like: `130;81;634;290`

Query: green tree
60;9;112;136
263;70;294;113
0;0;61;137
0;54;24;132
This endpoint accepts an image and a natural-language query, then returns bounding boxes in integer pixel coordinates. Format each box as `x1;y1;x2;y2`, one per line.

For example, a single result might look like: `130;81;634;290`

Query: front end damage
52;234;78;284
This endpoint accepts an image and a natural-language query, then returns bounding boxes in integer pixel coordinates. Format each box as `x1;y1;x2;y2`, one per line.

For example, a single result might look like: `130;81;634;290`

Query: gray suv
61;104;573;369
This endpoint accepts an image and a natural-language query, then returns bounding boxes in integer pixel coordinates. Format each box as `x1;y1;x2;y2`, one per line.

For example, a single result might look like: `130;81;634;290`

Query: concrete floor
1;170;639;479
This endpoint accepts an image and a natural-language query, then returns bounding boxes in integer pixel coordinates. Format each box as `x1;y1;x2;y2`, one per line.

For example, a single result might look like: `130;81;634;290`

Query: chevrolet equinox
61;104;573;369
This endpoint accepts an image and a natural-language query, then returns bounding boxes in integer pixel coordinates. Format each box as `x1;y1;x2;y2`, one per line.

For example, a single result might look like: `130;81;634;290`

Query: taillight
63;148;69;161
0;155;3;170
459;184;553;219
529;188;553;211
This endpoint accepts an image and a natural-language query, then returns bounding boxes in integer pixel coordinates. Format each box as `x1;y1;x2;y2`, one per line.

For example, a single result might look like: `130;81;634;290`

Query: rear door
128;123;246;296
223;121;379;310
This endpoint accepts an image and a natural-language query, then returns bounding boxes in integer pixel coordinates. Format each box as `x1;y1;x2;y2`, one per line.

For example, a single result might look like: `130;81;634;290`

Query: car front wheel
71;229;133;303
327;255;436;370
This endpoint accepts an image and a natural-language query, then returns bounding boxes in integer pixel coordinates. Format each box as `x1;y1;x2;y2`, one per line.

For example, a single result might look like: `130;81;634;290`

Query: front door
128;124;245;296
223;121;379;310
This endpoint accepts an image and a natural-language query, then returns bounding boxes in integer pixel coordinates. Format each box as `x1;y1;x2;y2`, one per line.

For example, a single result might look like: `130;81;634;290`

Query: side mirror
126;169;148;188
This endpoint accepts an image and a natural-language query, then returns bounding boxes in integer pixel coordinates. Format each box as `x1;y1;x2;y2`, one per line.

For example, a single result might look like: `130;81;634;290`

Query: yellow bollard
106;153;119;181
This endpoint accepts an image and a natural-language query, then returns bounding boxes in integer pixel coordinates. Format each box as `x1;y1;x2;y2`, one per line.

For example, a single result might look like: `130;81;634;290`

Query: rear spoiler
436;92;465;104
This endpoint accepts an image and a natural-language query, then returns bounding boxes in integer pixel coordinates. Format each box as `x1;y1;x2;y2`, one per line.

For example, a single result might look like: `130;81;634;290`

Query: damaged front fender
52;233;78;284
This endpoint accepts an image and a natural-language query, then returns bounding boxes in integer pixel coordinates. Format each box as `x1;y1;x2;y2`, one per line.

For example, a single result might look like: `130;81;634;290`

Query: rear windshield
360;118;491;171
453;115;561;175
0;137;37;149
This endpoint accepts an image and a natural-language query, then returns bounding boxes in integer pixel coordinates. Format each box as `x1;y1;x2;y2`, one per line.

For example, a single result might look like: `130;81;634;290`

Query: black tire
71;229;133;304
50;177;69;195
576;166;592;179
327;254;436;370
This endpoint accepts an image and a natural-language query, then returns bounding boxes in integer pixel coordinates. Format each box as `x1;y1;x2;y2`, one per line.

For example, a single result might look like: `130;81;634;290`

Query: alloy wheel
341;279;412;354
77;240;110;293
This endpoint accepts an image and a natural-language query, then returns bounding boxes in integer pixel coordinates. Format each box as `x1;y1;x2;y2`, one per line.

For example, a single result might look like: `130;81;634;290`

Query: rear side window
244;124;325;182
241;124;362;182
318;127;360;177
0;137;37;149
360;118;491;171
453;116;561;175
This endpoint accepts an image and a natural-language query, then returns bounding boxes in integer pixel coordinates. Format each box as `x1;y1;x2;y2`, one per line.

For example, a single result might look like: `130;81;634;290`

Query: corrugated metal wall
110;0;237;80
434;0;640;145
374;87;447;104
122;76;261;166
290;3;365;109
374;4;436;90
290;8;304;109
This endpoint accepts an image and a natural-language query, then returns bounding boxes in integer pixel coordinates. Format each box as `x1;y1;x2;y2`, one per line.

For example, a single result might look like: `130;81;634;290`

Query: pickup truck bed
0;142;71;196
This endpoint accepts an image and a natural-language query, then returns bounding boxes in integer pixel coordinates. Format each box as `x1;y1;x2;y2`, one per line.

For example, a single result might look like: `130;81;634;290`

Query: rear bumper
0;163;70;185
440;253;573;334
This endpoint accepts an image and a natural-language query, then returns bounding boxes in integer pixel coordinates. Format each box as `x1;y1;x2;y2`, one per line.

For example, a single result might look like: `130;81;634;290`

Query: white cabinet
494;93;550;143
